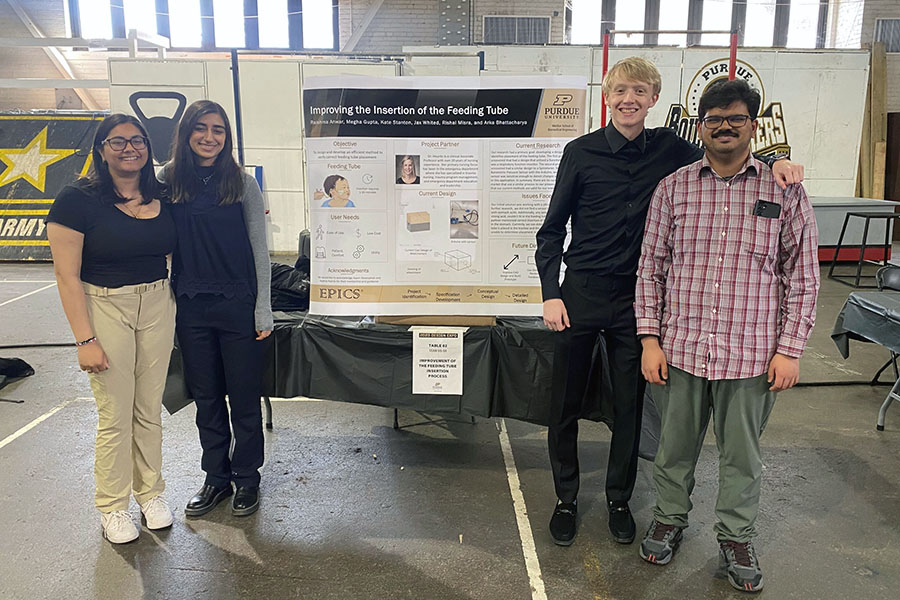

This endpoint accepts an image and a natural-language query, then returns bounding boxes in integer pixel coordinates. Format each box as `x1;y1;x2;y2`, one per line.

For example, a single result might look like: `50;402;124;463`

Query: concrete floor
1;260;899;600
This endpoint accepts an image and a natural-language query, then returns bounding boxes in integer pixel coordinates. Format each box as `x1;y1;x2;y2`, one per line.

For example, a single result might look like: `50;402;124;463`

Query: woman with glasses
160;100;272;518
46;114;177;544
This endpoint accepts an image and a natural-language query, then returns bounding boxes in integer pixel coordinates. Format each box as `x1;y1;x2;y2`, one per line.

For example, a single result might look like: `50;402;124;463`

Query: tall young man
535;57;803;547
635;79;819;593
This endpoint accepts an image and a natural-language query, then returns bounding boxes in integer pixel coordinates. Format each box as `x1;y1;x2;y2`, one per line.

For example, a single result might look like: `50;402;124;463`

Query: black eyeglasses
102;136;148;151
700;115;752;128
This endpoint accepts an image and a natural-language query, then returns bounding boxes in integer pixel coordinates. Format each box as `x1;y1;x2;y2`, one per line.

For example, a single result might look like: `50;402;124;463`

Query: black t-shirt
46;183;177;287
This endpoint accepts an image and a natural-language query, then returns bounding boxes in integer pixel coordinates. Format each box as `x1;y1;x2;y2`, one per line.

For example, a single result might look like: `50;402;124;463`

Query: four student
48;59;819;594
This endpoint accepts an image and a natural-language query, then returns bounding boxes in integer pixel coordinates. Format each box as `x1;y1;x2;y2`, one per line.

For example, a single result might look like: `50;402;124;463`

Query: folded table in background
831;290;900;430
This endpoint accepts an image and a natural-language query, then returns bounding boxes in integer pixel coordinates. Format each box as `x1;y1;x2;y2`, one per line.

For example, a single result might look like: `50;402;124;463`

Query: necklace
119;201;144;219
200;173;214;185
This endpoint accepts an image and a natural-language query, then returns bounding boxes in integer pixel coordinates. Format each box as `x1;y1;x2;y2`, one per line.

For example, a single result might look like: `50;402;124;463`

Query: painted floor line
498;418;548;600
0;282;57;308
0;280;58;284
0;397;88;451
268;397;323;402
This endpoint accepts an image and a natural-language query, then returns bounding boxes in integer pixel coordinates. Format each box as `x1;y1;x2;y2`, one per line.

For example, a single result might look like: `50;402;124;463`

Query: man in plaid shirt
634;79;819;593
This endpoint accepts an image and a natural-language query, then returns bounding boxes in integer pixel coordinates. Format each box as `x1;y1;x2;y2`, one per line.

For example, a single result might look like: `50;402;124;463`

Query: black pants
176;294;265;489
548;271;646;505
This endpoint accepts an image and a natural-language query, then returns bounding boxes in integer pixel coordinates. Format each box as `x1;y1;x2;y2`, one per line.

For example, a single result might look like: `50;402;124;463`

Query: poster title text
310;105;509;118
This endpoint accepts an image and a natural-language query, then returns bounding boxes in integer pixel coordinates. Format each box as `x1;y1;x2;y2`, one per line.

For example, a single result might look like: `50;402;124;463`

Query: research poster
303;76;587;316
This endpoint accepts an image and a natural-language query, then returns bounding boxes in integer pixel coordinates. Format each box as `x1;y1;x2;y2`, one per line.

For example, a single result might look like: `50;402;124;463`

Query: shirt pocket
742;215;781;258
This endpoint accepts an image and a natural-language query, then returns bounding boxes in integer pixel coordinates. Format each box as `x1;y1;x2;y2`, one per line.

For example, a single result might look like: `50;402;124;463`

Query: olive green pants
84;279;175;512
651;365;776;542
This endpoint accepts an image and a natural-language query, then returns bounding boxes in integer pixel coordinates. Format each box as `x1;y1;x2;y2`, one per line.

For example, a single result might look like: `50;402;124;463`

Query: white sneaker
140;495;174;530
100;510;139;544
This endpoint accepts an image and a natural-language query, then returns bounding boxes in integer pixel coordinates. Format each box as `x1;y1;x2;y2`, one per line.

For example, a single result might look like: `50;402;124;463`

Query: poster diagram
303;75;587;315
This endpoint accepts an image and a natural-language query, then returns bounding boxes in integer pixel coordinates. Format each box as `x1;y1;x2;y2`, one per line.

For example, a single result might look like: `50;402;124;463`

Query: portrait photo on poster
396;154;421;185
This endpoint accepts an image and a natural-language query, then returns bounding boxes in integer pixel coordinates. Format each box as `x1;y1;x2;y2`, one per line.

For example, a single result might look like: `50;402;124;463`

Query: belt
83;278;169;297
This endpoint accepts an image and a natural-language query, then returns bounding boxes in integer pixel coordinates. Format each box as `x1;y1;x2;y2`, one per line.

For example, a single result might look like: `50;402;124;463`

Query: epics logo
318;287;362;300
665;58;790;156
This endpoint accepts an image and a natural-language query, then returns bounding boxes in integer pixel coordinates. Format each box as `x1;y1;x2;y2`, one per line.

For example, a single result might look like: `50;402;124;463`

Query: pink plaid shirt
634;154;819;380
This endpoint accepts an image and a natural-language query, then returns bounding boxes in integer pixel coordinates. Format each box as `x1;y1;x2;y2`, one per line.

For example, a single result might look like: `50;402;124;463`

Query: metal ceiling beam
342;0;385;52
0;35;169;50
4;0;101;110
0;78;109;88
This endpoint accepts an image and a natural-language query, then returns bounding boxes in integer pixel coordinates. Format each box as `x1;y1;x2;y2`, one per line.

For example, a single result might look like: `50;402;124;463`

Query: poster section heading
304;87;584;139
305;76;587;317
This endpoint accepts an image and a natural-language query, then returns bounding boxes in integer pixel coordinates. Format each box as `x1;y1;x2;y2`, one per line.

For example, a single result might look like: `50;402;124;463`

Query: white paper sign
412;328;465;395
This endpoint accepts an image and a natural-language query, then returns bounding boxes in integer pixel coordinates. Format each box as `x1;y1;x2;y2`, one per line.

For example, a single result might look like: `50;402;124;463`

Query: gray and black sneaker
639;520;683;565
719;540;764;593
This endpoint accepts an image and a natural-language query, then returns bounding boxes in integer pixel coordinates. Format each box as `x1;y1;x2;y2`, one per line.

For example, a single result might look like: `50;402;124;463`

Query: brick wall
339;0;442;52
337;0;566;51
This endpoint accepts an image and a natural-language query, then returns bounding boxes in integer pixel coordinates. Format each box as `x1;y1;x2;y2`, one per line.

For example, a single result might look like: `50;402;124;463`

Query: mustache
712;130;739;138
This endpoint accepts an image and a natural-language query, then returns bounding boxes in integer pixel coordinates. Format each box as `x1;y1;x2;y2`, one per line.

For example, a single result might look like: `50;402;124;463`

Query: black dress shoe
549;499;577;546
185;484;233;517
608;501;636;544
232;486;260;517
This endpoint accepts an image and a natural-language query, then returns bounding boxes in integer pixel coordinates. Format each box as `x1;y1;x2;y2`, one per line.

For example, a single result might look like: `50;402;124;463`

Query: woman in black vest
161;100;272;517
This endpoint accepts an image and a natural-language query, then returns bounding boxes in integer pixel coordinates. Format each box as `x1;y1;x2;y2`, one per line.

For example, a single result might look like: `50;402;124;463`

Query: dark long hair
83;113;159;204
167;100;243;205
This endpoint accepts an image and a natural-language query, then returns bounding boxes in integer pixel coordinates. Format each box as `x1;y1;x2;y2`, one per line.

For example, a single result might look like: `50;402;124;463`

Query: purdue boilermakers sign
0;115;100;260
665;58;790;156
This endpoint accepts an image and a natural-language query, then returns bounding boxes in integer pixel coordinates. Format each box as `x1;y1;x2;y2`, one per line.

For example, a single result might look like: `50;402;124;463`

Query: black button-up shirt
536;125;708;300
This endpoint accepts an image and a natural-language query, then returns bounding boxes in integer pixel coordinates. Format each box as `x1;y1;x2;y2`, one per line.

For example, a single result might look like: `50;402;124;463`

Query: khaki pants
84;279;176;512
651;366;776;542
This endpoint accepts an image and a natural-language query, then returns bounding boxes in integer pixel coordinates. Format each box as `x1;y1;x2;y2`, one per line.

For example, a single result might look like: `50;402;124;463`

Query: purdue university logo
665;58;790;156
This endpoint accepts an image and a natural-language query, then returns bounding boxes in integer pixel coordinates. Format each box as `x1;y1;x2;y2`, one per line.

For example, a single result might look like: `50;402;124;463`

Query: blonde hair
602;57;662;96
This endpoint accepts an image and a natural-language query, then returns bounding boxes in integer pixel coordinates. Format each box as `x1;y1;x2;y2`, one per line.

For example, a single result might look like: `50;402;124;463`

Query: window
169;0;202;48
875;19;900;53
213;0;245;48
744;0;776;47
64;0;351;52
484;16;551;44
701;0;732;46
570;0;602;45
302;0;335;49
78;0;113;39
123;0;156;36
658;0;688;47
258;0;290;49
827;0;862;48
787;0;820;48
124;0;156;33
615;0;644;46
